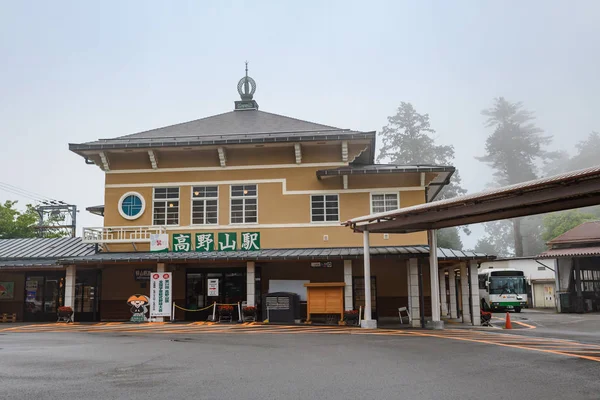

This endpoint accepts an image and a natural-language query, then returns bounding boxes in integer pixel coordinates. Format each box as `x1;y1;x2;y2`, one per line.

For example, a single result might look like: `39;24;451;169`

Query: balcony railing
82;226;167;244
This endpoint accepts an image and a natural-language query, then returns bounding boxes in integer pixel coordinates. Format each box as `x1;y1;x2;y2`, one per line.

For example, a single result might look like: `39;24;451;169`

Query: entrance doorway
74;270;101;322
185;269;246;321
24;272;65;322
353;276;377;319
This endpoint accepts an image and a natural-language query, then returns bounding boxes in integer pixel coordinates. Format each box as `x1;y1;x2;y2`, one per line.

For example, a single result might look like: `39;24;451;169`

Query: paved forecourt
3;322;600;363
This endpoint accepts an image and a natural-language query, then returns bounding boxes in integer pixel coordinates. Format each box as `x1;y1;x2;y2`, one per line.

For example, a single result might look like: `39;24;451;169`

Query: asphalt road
494;308;600;343
1;329;599;400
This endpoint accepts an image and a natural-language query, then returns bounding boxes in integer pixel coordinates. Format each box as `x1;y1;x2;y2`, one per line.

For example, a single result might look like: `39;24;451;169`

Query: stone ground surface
1;309;599;400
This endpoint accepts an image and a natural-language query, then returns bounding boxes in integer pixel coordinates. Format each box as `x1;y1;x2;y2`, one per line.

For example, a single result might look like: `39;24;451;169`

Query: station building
0;71;490;325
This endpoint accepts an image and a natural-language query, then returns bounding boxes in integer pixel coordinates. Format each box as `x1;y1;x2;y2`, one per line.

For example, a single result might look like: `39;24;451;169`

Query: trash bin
263;292;300;323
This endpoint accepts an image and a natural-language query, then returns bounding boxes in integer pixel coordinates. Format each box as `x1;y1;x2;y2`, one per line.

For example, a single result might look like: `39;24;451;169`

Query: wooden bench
1;313;17;323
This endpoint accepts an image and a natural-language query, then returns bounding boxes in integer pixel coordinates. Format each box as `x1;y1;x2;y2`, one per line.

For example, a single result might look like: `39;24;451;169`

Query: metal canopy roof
317;164;455;202
345;166;600;233
57;246;492;265
0;238;96;259
0;238;97;269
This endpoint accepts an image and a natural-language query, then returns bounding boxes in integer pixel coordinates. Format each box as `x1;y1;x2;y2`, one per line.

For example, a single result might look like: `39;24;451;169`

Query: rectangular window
311;194;339;222
230;184;257;224
192;186;218;225
371;193;398;214
153;187;179;225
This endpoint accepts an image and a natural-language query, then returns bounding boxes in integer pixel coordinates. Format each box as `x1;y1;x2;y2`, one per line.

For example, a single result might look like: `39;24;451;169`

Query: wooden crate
1;313;17;323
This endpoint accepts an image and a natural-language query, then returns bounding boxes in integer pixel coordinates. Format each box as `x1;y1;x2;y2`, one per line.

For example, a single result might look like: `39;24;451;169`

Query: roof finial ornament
235;61;259;110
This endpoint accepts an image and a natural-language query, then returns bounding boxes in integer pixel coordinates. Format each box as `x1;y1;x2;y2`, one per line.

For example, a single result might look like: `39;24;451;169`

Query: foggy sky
1;1;598;248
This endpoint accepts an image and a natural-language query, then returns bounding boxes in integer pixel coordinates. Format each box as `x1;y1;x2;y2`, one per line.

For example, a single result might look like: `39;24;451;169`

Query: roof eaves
69;132;375;153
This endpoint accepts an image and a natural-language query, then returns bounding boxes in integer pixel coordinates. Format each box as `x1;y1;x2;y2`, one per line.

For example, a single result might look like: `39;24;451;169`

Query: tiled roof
57;246;493;264
69;110;374;151
0;238;96;268
547;221;600;245
538;246;600;258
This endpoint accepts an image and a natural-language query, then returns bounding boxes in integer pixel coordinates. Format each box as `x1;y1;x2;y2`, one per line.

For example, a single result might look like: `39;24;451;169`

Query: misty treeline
377;99;599;256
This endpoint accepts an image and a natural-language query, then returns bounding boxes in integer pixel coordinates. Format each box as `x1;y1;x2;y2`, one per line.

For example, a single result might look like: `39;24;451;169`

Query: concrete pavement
1;320;600;399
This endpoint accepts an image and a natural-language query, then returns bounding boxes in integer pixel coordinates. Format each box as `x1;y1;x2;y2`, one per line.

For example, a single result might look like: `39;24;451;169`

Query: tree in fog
377;102;468;248
476;97;554;256
542;210;596;243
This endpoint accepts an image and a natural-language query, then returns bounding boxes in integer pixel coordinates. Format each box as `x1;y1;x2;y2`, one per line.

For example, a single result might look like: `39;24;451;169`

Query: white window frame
191;186;219;225
152;187;180;226
310;194;340;223
370;192;399;214
229;184;258;225
118;191;146;221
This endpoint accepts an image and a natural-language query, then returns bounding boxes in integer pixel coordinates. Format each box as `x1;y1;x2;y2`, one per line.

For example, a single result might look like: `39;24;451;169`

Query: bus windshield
489;276;525;295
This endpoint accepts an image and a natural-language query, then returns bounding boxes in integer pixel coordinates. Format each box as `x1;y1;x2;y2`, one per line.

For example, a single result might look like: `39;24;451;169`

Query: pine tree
476;97;553;256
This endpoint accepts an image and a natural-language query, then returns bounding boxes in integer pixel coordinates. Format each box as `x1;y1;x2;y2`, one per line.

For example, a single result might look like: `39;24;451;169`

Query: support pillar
469;261;480;326
448;267;458;318
246;261;255;307
439;268;448;317
360;229;377;329
460;263;471;324
64;265;76;322
407;258;421;328
426;230;443;329
343;260;353;311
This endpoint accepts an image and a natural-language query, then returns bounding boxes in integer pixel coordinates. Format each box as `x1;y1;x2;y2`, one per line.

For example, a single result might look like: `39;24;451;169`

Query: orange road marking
407;331;600;362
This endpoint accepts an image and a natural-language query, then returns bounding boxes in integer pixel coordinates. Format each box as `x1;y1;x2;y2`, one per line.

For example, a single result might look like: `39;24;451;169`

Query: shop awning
57;246;493;265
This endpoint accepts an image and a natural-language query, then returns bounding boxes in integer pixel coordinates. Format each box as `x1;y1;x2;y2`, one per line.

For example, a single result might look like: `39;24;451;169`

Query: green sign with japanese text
218;232;237;251
240;232;260;250
195;233;215;252
172;233;192;252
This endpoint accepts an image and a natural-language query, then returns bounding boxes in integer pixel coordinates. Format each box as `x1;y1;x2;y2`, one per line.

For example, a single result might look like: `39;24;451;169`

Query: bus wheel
515;307;522;313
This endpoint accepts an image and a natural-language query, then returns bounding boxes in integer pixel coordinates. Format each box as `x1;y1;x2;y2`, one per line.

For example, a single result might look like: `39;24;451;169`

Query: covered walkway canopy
345;166;600;233
343;166;600;329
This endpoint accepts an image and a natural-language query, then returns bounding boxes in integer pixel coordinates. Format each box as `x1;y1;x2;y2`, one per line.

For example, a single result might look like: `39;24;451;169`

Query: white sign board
150;234;169;252
268;280;309;301
207;278;219;297
150;272;172;317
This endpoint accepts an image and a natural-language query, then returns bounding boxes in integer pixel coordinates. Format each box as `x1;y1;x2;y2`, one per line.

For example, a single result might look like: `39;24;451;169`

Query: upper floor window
311;194;339;222
153;187;179;225
231;184;257;224
118;192;145;220
192;186;218;225
371;193;398;214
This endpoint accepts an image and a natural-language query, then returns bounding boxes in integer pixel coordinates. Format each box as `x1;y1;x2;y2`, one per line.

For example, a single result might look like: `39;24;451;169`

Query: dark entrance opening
75;269;101;322
185;268;246;321
353;276;377;320
24;272;65;322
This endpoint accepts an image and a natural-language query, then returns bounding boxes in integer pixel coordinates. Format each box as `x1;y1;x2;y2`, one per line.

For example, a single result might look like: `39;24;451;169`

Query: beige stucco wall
96;139;437;250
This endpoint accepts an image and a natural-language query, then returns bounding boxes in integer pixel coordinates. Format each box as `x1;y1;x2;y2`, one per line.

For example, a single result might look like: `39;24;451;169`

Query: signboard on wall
150;273;172;317
207;279;219;297
150;234;169;252
310;261;332;268
0;282;14;300
134;269;152;281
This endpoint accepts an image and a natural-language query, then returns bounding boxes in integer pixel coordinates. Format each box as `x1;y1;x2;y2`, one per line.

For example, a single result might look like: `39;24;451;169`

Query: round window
118;192;145;220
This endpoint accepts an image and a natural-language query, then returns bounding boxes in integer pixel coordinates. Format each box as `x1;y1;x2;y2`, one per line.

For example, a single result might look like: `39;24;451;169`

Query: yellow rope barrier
174;303;215;312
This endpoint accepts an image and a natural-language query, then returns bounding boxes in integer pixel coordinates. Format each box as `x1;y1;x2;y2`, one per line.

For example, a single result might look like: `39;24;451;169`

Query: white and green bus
478;268;527;313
